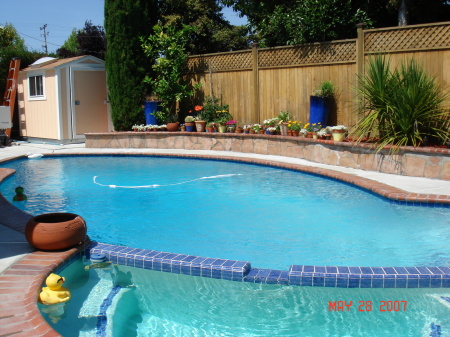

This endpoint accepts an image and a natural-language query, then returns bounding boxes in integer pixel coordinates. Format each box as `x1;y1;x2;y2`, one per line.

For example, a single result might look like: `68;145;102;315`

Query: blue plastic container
309;96;330;126
144;101;160;125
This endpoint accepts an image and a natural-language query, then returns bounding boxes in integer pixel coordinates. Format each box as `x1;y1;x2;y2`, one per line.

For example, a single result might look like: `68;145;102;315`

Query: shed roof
21;55;104;72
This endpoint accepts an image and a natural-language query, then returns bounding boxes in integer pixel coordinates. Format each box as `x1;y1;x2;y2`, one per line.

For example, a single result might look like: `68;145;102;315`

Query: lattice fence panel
258;41;356;67
365;24;450;53
187;51;252;73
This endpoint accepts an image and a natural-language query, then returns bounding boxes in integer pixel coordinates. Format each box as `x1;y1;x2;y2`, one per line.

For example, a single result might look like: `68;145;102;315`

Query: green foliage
61;29;79;53
0;23;26;49
221;0;450;45
158;0;251;53
201;97;230;123
314;81;335;98
0;23;46;96
142;22;201;123
277;110;291;122
353;55;450;151
105;0;157;131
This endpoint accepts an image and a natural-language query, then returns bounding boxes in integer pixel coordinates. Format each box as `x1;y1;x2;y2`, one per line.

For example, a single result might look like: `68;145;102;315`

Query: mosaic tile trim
88;242;450;289
430;322;442;337
96;285;122;337
288;265;450;288
88;242;251;282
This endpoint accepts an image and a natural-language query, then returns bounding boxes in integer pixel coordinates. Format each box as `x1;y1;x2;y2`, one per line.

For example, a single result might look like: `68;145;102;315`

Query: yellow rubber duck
39;273;71;305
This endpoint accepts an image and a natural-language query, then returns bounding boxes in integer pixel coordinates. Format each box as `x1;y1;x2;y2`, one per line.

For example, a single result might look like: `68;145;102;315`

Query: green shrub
353;55;449;151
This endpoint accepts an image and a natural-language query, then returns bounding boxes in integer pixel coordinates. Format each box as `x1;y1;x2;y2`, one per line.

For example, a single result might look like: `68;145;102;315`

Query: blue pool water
43;258;450;337
1;155;450;270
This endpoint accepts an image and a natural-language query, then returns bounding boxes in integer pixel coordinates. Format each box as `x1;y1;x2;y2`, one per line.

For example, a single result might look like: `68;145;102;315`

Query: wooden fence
186;21;450;127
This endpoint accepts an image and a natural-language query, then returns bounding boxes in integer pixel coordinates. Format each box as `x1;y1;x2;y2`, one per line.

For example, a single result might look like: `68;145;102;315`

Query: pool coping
0;151;449;336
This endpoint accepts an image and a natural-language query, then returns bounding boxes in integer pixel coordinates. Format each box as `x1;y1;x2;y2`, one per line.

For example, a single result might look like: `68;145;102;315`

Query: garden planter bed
85;132;450;181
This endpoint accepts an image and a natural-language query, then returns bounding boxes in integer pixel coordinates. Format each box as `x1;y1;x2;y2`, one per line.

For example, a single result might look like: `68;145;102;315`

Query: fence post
251;43;260;123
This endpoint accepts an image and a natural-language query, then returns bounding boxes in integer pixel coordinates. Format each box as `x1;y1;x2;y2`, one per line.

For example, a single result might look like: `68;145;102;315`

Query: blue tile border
87;241;450;289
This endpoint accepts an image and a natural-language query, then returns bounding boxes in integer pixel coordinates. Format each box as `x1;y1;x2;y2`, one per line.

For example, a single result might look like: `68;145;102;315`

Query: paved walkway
0;140;449;336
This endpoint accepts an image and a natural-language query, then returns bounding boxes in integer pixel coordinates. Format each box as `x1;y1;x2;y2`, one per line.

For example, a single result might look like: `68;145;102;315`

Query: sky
1;0;248;54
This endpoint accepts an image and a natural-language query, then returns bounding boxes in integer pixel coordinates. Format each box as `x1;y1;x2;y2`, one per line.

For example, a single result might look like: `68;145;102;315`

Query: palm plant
352;55;449;151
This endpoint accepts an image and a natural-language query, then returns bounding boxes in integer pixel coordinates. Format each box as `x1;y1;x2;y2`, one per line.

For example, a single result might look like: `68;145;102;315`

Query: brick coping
0;152;449;337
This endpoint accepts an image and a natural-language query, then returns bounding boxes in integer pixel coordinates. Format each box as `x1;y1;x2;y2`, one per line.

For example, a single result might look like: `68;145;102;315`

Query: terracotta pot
206;127;214;133
166;122;179;132
249;129;255;134
25;213;87;251
259;129;265;134
195;120;206;132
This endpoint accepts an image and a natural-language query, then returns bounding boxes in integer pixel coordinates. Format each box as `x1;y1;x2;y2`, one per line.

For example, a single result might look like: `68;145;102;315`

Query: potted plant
265;127;277;135
226;120;237;133
166;113;179;132
180;124;186;132
235;124;243;133
304;122;322;138
277;111;291;135
288;121;302;136
330;125;348;141
206;122;215;133
195;111;207;132
310;80;334;127
185;116;196;132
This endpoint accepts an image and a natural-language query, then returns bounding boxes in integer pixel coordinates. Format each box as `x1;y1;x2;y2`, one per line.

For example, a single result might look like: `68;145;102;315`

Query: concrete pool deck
0;141;449;336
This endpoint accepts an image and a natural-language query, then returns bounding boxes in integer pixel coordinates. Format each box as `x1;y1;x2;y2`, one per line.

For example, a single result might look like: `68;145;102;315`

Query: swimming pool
43;258;450;337
1;155;449;270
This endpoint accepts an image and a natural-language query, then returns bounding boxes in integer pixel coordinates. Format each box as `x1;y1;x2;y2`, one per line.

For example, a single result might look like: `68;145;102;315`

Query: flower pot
249;129;255;134
25;213;87;251
143;101;161;125
218;125;227;133
195;120;206;132
166;122;179;132
259;129;265;134
206;127;214;133
292;130;300;136
235;128;243;133
185;122;195;132
313;134;318;139
227;126;236;133
309;95;331;126
332;132;345;142
279;123;289;136
306;132;314;138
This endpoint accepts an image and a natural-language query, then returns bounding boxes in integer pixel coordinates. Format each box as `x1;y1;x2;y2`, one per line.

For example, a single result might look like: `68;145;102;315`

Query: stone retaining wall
85;132;450;181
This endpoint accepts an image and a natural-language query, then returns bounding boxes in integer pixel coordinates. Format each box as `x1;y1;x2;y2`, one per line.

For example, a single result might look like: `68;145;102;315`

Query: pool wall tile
87;242;450;289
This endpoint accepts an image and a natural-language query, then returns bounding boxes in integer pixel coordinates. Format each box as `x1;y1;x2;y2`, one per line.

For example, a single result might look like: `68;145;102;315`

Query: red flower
194;105;203;111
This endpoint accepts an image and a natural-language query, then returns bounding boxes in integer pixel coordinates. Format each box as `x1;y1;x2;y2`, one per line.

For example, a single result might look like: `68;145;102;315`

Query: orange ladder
1;58;21;137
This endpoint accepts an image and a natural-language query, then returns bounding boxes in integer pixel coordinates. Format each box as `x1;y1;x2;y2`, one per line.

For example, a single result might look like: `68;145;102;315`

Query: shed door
72;70;108;137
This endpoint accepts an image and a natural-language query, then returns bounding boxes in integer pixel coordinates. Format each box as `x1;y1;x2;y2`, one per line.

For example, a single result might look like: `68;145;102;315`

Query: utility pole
40;24;49;54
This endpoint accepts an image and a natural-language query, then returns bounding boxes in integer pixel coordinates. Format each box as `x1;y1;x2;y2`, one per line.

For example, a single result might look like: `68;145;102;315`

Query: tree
56;21;106;59
0;23;26;49
105;0;158;131
141;23;201;123
220;0;450;46
56;28;79;58
77;21;106;60
157;0;251;53
0;23;45;97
